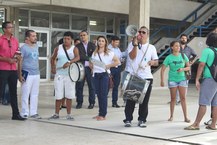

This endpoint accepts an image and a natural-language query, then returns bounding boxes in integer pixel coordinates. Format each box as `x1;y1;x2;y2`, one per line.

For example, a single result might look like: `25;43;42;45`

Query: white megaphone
125;25;138;36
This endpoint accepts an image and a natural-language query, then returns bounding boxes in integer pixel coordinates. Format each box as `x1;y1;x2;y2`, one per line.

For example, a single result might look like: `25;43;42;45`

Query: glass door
35;30;50;81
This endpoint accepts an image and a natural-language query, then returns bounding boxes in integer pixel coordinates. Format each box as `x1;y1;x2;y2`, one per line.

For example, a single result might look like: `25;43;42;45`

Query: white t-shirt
128;42;158;79
91;51;114;74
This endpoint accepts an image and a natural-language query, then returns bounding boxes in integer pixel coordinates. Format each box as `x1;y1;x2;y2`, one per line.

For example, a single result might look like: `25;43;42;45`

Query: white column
129;0;150;29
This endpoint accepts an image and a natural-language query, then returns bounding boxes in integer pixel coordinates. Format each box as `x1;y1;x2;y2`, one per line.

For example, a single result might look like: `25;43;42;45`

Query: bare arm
195;62;205;90
177;62;190;72
106;55;120;70
160;65;166;87
129;37;138;60
51;47;58;74
148;59;159;66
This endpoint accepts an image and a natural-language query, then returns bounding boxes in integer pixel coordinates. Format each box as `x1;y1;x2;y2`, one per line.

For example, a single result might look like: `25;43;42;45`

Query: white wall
150;0;202;20
10;0;206;21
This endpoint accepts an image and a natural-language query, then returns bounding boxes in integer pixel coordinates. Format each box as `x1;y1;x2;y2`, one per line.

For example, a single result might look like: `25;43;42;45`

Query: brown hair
93;35;110;55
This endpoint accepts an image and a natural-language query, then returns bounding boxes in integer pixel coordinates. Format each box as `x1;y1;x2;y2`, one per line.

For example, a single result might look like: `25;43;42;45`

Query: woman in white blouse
90;36;120;121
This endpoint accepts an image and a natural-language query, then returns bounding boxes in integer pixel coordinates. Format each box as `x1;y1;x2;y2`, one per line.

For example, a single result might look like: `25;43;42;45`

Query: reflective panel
19;9;29;27
107;18;114;33
90;34;102;46
31;11;49;27
52;13;69;29
120;36;127;51
120;19;127;34
89;17;105;32
0;8;5;30
71;15;87;30
18;28;28;46
36;32;47;57
39;60;47;79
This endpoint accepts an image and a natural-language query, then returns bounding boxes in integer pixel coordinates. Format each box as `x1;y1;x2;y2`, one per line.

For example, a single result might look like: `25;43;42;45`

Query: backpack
206;47;217;82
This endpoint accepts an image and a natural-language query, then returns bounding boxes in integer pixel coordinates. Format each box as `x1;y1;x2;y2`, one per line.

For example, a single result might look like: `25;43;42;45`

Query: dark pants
94;72;109;117
124;79;153;122
76;67;95;105
110;66;121;104
0;70;19;116
0;82;10;104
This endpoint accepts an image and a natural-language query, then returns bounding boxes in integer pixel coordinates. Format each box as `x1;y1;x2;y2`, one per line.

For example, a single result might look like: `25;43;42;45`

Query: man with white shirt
123;26;158;128
108;36;122;108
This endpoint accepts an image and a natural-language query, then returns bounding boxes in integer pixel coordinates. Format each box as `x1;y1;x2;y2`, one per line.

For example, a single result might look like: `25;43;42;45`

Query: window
107;18;114;33
89;17;105;32
19;9;29;27
52;13;69;29
71;15;87;30
31;11;49;27
18;28;28;44
120;19;127;34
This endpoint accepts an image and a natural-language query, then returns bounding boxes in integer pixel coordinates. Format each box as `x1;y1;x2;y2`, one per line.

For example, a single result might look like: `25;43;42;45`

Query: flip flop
184;125;200;130
206;125;217;130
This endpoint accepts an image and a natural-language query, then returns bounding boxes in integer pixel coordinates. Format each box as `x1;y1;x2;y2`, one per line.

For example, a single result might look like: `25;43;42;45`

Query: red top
0;34;19;70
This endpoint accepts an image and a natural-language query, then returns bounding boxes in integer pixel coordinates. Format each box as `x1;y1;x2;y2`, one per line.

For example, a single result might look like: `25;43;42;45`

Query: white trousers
21;75;40;116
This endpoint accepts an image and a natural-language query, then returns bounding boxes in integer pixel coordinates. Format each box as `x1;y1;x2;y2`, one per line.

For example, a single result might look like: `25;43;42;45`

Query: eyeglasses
138;31;146;35
80;34;86;37
8;40;11;48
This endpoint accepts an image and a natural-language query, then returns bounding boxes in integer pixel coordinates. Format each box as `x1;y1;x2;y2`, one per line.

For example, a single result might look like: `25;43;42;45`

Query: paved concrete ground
0;82;216;145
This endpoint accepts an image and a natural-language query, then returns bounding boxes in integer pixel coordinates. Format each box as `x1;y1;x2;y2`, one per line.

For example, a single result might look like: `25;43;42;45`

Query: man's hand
63;61;71;69
195;80;200;91
8;58;17;64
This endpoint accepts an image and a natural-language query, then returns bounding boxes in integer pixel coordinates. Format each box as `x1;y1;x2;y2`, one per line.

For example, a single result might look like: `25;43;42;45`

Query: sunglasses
8;40;11;48
138;31;146;34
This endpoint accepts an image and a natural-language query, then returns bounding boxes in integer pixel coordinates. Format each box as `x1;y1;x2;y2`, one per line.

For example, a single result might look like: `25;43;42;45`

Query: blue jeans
76;67;95;104
94;72;109;117
110;66;121;104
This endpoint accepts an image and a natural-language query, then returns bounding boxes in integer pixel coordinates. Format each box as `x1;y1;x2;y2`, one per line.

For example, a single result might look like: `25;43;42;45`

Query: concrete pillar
6;7;19;38
129;0;150;29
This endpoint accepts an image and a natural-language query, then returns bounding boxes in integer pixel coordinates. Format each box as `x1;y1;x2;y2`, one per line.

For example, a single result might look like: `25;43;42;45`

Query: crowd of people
0;21;216;130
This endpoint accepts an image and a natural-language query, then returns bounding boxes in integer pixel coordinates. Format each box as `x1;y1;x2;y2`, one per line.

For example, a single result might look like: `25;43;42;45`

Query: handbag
97;52;114;89
181;53;191;80
108;74;114;89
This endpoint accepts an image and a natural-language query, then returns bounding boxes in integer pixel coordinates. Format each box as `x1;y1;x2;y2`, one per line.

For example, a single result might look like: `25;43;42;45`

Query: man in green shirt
184;32;217;130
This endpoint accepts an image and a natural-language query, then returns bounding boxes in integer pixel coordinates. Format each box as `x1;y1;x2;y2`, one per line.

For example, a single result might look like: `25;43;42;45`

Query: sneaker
176;101;181;105
30;114;42;119
138;120;146;128
48;114;59;120
204;119;212;125
22;115;28;119
124;121;131;127
66;115;74;120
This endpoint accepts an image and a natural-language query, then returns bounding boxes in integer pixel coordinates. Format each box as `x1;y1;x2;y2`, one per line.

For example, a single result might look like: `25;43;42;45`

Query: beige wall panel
52;0;129;14
150;0;201;20
8;0;50;5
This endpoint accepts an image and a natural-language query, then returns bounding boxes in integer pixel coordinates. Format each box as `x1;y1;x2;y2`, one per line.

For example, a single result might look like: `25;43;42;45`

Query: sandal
184;125;200;130
206;125;217;130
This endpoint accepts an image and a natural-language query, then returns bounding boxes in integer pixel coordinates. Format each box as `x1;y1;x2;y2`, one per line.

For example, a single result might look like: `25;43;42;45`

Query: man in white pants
18;30;41;119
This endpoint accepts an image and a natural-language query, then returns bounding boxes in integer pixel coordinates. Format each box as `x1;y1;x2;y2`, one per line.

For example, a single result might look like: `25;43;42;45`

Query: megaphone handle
138;43;141;49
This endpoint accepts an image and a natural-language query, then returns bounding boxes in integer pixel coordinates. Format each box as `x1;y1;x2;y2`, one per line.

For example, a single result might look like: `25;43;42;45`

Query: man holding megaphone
123;26;159;128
